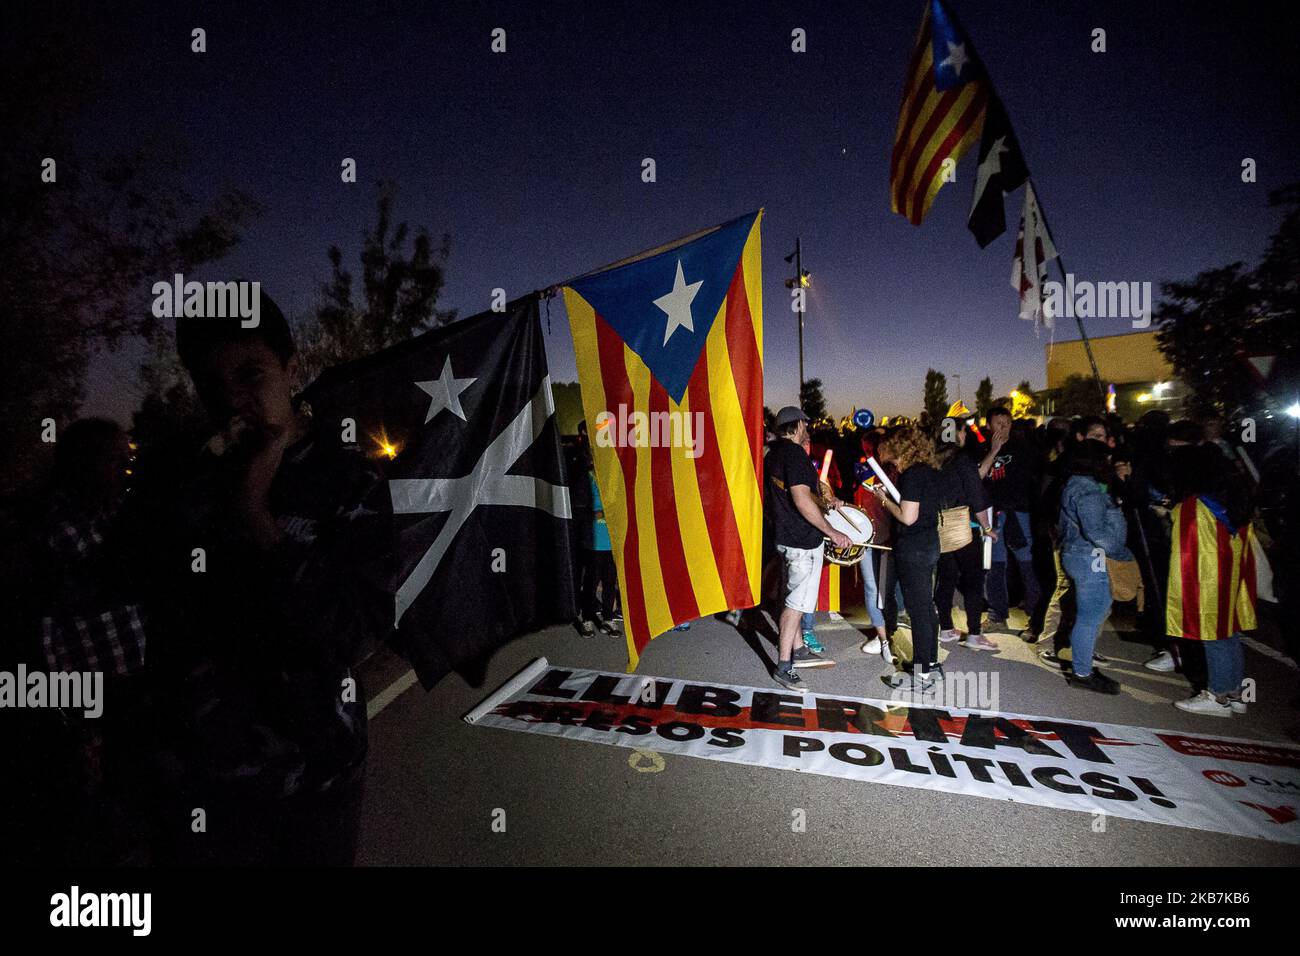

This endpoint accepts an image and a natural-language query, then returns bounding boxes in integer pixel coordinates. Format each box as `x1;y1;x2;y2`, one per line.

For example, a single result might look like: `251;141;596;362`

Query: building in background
1039;329;1185;420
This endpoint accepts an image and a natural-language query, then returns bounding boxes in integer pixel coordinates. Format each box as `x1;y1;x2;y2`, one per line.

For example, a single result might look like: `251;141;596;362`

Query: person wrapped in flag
1168;447;1258;718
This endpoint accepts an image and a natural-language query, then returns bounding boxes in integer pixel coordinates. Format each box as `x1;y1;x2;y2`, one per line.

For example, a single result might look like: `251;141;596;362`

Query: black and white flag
968;92;1030;249
304;297;576;686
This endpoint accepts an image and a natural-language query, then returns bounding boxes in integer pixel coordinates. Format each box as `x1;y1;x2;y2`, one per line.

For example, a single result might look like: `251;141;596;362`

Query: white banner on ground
468;660;1300;846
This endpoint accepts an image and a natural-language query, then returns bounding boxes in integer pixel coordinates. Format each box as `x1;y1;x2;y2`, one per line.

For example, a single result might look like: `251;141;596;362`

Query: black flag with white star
303;297;577;686
968;92;1030;248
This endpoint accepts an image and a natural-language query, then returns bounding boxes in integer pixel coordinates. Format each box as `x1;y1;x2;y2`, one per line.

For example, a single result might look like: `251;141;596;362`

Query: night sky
51;0;1300;422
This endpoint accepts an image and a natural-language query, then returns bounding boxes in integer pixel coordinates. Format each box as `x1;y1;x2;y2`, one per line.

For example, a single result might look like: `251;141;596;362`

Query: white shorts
778;544;824;614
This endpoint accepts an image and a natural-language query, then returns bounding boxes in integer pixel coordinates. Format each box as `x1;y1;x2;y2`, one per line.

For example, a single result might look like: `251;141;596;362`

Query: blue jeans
801;611;815;632
858;551;886;629
1201;635;1244;696
1061;550;1111;678
987;510;1041;623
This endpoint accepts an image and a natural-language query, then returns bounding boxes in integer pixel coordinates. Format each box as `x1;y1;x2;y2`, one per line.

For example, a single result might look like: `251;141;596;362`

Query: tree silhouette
923;369;949;423
800;379;828;422
975;376;994;418
297;181;455;382
1155;183;1299;415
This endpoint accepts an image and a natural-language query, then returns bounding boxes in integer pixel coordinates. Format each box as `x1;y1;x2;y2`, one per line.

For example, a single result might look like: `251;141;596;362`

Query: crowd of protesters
761;403;1293;719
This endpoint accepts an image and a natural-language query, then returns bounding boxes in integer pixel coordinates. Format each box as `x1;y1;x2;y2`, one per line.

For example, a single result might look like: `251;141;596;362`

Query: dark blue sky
67;0;1300;421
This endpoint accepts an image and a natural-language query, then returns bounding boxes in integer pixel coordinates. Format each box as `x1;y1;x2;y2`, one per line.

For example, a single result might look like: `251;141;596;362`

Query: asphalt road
356;603;1300;866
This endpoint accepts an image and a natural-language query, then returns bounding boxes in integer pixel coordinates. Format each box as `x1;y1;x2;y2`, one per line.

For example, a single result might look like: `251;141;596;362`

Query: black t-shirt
895;464;941;549
764;439;823;549
984;438;1038;513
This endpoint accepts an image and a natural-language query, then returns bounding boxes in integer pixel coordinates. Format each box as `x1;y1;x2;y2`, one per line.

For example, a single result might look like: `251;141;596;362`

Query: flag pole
1031;189;1107;405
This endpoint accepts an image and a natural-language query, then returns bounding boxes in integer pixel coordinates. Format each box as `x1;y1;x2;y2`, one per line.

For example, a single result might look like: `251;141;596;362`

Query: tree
800;378;828;422
0;23;259;494
296;181;455;382
974;376;994;419
1154;183;1300;415
1054;374;1105;417
923;369;949;423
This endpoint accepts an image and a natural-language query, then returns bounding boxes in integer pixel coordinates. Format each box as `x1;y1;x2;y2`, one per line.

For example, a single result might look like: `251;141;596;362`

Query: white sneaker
1174;690;1233;717
938;629;961;644
860;637;882;655
1144;650;1176;673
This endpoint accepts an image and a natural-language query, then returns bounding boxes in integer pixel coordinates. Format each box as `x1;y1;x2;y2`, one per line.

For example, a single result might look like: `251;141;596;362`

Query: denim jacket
1058;475;1133;561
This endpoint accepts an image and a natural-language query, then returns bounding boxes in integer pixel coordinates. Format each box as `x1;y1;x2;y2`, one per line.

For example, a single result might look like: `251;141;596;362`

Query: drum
823;504;875;566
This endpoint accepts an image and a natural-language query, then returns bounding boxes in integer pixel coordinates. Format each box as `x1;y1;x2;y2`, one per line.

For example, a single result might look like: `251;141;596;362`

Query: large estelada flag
562;211;764;670
1166;497;1258;642
303;298;576;686
890;0;990;225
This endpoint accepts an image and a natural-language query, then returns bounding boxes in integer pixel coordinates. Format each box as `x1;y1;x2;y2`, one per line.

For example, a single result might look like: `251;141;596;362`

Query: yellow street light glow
372;429;401;460
1137;393;1152;403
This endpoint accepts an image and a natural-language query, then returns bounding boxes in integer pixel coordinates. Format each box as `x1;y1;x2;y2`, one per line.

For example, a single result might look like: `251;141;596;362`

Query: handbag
938;505;973;553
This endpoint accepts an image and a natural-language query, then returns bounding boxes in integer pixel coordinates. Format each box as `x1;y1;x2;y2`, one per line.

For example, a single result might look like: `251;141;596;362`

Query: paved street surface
356;605;1300;866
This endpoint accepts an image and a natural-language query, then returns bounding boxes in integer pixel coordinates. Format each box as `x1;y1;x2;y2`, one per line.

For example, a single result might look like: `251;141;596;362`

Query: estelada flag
1166;497;1258;642
890;0;990;225
562;212;764;669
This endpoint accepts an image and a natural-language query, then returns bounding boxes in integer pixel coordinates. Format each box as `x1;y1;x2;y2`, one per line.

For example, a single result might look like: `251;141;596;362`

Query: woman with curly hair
871;425;943;688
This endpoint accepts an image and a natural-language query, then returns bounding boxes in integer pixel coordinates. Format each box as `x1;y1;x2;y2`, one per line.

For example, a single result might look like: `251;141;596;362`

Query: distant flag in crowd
968;92;1030;247
890;0;990;225
562;212;765;670
304;298;576;686
1011;182;1059;328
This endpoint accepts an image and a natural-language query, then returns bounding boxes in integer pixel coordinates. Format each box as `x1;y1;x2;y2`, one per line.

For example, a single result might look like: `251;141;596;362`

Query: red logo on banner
1157;734;1300;768
1239;803;1298;825
1204;769;1247;787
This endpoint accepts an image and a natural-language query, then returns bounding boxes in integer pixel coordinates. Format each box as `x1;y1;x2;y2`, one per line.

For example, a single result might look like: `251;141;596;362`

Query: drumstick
866;456;901;503
819;449;833;485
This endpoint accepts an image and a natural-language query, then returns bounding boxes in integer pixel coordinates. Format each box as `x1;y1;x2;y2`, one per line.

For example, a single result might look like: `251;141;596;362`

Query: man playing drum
763;407;851;692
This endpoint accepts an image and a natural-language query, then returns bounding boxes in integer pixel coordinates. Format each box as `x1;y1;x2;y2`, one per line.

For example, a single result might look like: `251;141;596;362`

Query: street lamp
784;239;811;404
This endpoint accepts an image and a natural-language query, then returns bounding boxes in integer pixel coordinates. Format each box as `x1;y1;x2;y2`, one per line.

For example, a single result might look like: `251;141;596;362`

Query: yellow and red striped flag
890;0;989;224
1166;497;1258;641
563;212;764;669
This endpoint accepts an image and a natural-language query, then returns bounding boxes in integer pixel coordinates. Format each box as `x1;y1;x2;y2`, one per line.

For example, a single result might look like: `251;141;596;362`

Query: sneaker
1066;668;1121;695
890;669;939;694
962;633;998;651
577;619;596;637
597;616;621;636
1174;689;1233;717
1143;650;1176;673
985;615;1009;632
773;667;807;693
724;609;742;627
792;645;835;668
1018;628;1040;644
1226;694;1248;715
938;628;962;644
802;630;826;654
671;621;691;632
860;636;882;655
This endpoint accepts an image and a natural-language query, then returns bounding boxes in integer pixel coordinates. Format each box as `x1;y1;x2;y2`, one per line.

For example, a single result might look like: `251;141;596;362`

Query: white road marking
368;668;419;719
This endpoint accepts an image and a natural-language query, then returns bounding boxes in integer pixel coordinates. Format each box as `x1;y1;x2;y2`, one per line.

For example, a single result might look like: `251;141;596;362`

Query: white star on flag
654;259;703;345
416;357;476;423
940;41;970;78
972;134;1008;208
388;377;573;622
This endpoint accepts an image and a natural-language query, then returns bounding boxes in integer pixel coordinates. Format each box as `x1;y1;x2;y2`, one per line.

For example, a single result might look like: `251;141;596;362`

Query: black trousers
581;550;618;621
896;542;940;670
934;536;985;636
